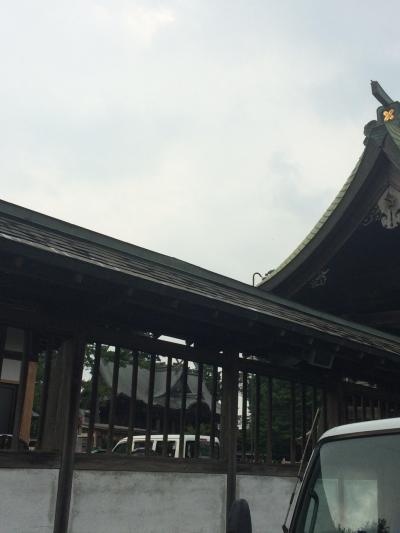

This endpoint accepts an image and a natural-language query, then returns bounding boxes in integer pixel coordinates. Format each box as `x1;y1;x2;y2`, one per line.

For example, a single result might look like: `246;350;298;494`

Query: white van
228;418;400;532
112;434;219;459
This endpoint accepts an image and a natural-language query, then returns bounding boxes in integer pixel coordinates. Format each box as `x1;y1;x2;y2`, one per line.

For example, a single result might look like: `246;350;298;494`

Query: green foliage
185;422;212;435
246;376;291;461
245;376;317;462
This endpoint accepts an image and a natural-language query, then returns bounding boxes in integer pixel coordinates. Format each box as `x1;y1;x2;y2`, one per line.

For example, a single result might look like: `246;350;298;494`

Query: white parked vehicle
291;418;400;533
229;418;400;533
112;434;220;459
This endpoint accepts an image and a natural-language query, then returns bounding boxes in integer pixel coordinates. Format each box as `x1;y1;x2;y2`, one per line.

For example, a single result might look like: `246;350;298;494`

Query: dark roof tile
1;200;400;357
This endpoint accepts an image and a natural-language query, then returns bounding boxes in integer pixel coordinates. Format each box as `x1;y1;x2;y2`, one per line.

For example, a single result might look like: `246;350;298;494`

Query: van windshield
295;434;400;533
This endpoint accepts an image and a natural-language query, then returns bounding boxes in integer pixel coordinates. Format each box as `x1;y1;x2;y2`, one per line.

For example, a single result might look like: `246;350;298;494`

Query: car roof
320;417;400;441
118;434;204;441
132;434;193;440
116;434;218;444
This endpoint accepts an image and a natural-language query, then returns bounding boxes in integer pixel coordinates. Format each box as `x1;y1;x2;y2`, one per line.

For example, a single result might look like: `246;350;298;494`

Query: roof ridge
258;147;367;286
0;197;253;292
259;117;400;291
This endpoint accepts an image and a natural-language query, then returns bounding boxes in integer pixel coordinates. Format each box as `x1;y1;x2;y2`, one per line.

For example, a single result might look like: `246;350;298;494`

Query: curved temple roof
259;83;400;292
100;360;218;412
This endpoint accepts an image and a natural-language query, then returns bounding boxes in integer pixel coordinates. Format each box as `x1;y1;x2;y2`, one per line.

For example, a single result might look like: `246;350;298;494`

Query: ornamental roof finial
371;81;394;107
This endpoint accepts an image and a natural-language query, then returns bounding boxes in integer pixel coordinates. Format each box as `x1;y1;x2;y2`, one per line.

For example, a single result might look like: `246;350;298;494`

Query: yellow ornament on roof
383;108;395;121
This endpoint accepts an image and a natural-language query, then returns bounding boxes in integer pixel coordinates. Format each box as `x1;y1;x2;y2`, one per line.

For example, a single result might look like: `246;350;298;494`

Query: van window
295;435;400;533
155;440;177;457
113;441;128;454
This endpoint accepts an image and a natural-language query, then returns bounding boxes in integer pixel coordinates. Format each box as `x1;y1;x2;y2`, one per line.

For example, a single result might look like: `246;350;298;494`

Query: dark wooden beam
348;309;400;327
145;354;156;456
210;365;218;459
241;372;247;462
0;450;298;476
1;297;400;390
162;356;172;457
266;377;273;464
178;360;188;459
0;325;7;378
221;353;239;527
74;454;228;473
87;343;101;454
236;357;327;387
0;451;60;469
11;331;31;449
194;362;203;458
88;327;223;366
107;347;121;451
290;382;296;464
127;351;139;455
37;344;53;449
53;334;86;533
2;241;396;363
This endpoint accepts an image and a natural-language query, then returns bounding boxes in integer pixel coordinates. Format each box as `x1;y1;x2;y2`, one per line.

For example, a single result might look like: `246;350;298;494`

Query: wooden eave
1;199;400;361
259;126;400;297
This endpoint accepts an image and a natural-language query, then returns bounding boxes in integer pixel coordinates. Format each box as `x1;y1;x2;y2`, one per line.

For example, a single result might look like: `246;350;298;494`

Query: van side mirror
227;499;252;533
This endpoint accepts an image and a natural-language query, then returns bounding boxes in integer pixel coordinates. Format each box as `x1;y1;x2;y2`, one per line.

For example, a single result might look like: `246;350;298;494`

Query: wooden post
221;353;238;529
266;377;273;464
178;359;188;458
145;354;156;456
127;351;139;455
41;347;71;451
0;326;7;379
53;334;85;533
19;361;38;443
107;346;121;451
162;355;172;457
325;381;343;429
290;382;296;464
11;331;32;450
301;384;307;451
312;387;318;446
87;343;101;454
194;362;203;458
254;374;260;463
241;372;247;462
37;346;53;449
210;364;218;459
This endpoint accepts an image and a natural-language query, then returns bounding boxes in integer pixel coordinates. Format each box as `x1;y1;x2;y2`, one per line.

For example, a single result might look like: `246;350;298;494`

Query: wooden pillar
221;353;239;529
11;331;32;450
325;381;343;429
53;334;85;533
20;361;38;443
41;348;70;451
0;326;7;379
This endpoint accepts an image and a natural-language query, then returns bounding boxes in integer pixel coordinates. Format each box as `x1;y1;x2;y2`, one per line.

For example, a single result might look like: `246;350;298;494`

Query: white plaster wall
0;468;296;532
0;468;58;533
69;470;226;533
236;475;296;533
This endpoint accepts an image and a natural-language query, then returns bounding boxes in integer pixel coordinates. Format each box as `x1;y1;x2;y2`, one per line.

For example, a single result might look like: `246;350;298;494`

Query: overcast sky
1;1;400;283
